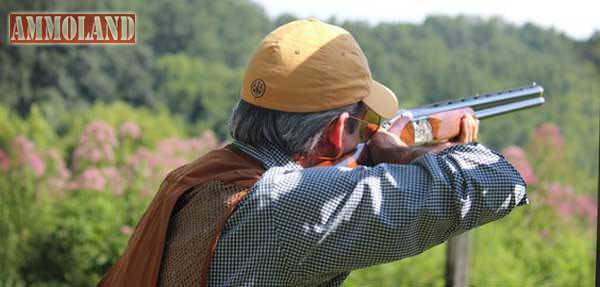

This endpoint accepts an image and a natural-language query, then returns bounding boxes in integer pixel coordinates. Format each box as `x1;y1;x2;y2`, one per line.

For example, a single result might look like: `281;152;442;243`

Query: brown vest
98;145;265;287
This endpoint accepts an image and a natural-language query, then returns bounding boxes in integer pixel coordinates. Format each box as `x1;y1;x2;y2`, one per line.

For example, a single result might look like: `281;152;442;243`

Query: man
100;19;527;286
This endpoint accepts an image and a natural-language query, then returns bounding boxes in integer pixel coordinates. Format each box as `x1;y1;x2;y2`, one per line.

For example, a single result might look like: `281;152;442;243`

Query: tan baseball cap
241;19;398;119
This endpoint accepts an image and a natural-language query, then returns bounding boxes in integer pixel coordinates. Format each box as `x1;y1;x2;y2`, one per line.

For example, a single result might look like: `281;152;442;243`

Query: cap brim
362;80;398;119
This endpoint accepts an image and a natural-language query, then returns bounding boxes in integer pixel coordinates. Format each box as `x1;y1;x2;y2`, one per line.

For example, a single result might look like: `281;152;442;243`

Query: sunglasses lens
359;123;376;141
359;109;382;142
364;109;382;126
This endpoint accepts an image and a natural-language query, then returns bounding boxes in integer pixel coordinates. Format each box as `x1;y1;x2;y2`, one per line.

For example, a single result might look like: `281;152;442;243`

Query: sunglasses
347;108;382;142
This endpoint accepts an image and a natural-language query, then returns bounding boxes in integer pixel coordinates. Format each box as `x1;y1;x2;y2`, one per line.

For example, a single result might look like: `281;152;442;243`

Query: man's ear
317;112;349;158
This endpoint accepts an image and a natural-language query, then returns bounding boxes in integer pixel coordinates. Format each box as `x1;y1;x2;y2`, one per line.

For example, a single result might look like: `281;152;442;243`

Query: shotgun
335;83;545;167
384;83;545;145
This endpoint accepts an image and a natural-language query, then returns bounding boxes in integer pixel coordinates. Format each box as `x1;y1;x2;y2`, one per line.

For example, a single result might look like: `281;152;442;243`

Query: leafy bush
19;190;129;287
0;169;39;287
0;103;218;286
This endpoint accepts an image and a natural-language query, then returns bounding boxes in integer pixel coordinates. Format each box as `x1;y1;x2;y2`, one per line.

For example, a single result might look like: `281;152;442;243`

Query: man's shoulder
248;164;370;202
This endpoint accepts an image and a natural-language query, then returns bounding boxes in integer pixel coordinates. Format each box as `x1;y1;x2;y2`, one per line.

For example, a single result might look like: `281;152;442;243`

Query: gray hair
229;100;364;156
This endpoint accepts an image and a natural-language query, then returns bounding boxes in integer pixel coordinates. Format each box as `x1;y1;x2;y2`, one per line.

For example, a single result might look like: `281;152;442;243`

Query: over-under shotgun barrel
386;83;545;124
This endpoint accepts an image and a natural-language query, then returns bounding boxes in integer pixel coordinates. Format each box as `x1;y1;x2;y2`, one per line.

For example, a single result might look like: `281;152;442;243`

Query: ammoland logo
8;12;136;45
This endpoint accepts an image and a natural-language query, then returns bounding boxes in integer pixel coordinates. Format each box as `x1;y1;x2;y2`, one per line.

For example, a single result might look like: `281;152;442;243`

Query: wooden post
595;176;599;287
445;232;470;287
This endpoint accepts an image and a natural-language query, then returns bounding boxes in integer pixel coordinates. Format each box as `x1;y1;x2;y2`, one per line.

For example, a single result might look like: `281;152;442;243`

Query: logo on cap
250;79;266;98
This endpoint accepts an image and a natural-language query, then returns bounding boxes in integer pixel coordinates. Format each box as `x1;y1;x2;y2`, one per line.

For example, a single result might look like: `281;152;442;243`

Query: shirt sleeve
269;143;528;279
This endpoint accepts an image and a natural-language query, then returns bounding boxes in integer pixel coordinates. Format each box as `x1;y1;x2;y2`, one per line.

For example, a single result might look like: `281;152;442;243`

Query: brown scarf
98;144;265;287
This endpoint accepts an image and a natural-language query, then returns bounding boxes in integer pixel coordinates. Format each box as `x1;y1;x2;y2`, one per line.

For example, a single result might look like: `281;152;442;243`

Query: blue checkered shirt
208;141;528;286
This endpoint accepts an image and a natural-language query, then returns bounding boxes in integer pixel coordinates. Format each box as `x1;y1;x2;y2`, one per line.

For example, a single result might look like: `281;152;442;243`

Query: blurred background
0;0;598;286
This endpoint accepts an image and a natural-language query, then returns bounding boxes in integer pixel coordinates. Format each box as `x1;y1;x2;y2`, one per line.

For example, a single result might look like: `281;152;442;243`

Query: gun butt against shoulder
384;83;545;145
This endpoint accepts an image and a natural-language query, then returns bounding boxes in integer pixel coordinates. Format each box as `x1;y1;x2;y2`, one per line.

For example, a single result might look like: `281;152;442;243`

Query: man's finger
462;115;477;143
460;116;469;143
474;119;480;141
468;116;475;142
387;115;412;137
466;116;473;143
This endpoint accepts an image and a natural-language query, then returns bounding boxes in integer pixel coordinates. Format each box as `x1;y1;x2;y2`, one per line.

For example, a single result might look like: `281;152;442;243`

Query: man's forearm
273;143;528;275
367;142;455;165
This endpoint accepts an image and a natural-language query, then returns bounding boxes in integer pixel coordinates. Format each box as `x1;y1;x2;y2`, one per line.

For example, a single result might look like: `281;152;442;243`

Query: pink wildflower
543;183;597;224
502;146;537;185
73;121;118;169
545;183;575;218
197;131;218;150
101;166;125;196
120;225;133;236
125;131;220;196
0;149;9;171
128;147;157;171
119;121;142;140
77;168;106;191
140;187;153;197
13;135;45;177
73;166;125;195
574;195;597;224
533;123;564;150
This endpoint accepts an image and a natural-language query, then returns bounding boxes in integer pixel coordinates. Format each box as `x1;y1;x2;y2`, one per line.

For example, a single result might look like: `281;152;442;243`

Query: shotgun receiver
383;83;545;145
334;83;545;167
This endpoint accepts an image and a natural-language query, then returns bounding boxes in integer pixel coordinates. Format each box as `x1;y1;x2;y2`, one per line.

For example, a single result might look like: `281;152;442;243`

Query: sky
251;0;599;40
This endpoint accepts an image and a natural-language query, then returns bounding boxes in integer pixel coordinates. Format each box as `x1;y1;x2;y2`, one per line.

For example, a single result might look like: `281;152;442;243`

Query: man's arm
270;143;527;279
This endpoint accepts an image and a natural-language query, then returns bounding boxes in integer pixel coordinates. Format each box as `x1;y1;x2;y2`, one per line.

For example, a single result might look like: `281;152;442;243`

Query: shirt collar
231;140;302;170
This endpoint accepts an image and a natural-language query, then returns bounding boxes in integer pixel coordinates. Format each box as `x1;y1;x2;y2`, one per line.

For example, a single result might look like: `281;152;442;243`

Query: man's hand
365;109;479;165
451;111;479;144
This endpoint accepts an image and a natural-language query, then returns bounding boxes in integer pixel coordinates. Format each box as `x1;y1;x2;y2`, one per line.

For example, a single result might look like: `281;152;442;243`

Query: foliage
345;245;446;287
0;0;598;286
0;104;218;286
19;191;129;287
1;1;597;190
0;168;38;286
156;54;242;137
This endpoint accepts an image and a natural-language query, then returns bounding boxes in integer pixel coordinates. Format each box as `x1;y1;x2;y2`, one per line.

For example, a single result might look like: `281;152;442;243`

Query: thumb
387;115;412;136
